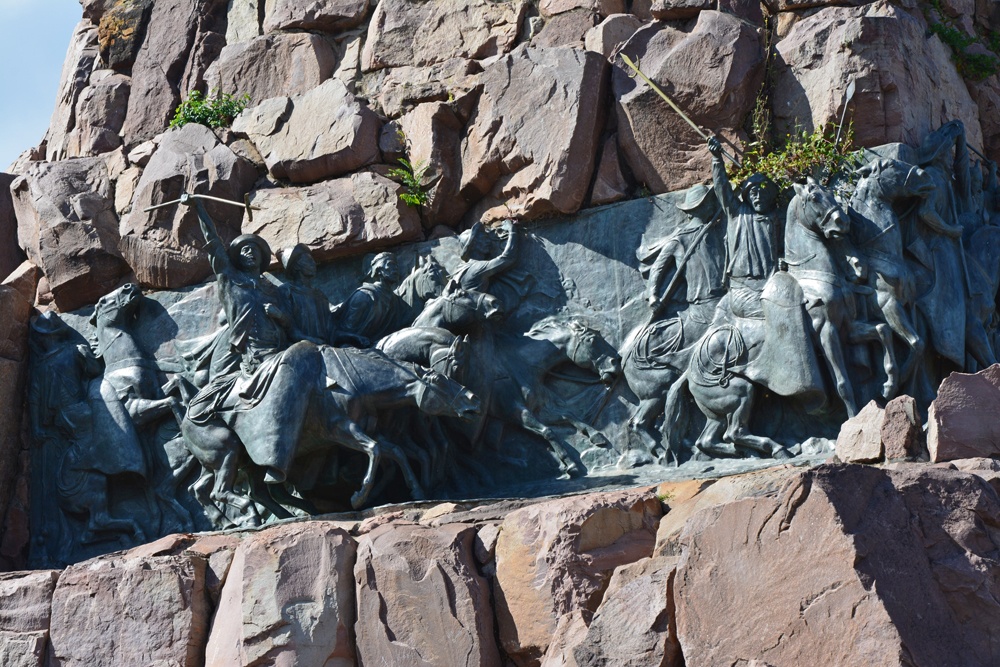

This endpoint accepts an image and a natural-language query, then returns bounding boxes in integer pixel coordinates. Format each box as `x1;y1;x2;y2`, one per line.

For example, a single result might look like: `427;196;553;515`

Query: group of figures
28;119;1000;565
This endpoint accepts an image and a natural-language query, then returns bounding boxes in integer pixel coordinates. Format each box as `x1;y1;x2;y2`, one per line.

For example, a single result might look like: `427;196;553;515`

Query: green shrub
387;158;430;208
170;90;251;130
924;0;1000;81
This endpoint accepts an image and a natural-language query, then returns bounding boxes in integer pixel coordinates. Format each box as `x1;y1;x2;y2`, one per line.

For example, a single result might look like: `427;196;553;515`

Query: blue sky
0;1;82;170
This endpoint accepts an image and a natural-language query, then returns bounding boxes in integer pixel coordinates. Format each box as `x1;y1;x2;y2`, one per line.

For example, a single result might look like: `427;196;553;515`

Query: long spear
617;53;742;168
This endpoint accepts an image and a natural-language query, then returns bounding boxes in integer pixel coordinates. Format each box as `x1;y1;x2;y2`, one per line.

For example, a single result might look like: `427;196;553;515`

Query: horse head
90;283;143;328
856;158;935;202
791;178;850;240
404;255;447;302
531;317;621;384
412;369;481;420
429;334;469;380
418;283;504;330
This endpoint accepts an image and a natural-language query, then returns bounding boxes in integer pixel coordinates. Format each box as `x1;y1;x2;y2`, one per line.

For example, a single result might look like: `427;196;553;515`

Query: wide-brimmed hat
916;120;964;166
739;173;777;200
280;243;311;272
30;311;69;336
228;234;272;269
677;183;717;212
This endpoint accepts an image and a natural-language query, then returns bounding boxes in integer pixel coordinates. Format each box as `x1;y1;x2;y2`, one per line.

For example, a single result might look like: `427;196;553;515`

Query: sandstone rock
244;172;423;262
205;32;338;106
119;123;257;289
1;262;41;307
461;45;608;220
0;173;24;281
534;10;596;48
968;75;1000;163
588;134;630;205
44;23;99;162
569;556;681;667
48;552;209;666
614;12;764;194
0;569;59;667
835;400;884;463
949;457;1000;495
178;27;228;96
264;0;370;32
11;157;129;311
719;0;764;24
97;0;152;73
399;102;467;226
120;0;206;146
204;522;356;667
927;365;1000;462
0;286;29;560
539;0;625;15
674;464;1000;666
494;487;662;665
539;610;590;667
225;0;262;43
355;522;501;667
631;0;654;19
126;139;157;167
233;79;380;183
773;2;983;153
362;0;528;72
649;0;713;20
881;394;924;460
364;59;482;119
65;70;131;157
113;165;142;215
584;13;643;58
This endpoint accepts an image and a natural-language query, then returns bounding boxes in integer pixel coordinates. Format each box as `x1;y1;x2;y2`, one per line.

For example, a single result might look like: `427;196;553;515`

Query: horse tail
660;375;690;465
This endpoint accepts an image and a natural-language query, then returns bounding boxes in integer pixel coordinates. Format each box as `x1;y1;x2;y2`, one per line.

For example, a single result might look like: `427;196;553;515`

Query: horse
664;180;874;462
412;282;504;332
178;342;481;519
396;255;447;319
456;316;621;479
849;158;934;382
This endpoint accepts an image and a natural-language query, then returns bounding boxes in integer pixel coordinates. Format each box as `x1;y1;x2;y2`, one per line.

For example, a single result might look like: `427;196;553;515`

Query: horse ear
806;175;818;187
792;182;805;197
858;163;874;178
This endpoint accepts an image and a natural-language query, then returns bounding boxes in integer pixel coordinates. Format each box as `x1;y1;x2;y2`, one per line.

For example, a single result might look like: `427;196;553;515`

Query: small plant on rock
387;158;430;208
170;89;251;130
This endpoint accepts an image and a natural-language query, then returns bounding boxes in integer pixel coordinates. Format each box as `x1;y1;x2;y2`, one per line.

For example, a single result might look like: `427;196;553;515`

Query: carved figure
336;252;412;345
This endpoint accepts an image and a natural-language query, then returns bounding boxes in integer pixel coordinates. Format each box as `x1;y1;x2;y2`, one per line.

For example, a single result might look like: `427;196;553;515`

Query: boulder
10;157;129;311
614;12;765;193
533;10;596;48
354;522;501;667
120;0;208;146
0;570;60;667
263;0;370;32
363;59;482;119
44;23;99;162
881;394;924;460
244;172;423;263
65;70;131;157
584;14;643;58
362;0;528;72
1;262;41;307
538;0;625;15
461;45;608;221
968;75;1000;163
588;134;630;205
772;2;983;152
204;32;338;106
232;78;380;183
119;123;258;289
673;464;1000;666
927;365;1000;462
0;173;24;281
398;102;467;226
568;556;682;667
0;287;30;566
97;0;152;73
493;487;662;665
649;0;714;20
224;0;261;43
204;522;356;667
835;400;884;463
47;552;209;666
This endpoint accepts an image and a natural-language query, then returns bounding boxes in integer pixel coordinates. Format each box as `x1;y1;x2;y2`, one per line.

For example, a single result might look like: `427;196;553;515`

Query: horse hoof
772;446;792;460
350;492;366;510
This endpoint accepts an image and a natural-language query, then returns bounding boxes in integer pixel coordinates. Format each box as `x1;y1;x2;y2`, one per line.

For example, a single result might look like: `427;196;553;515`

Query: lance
617;53;742;168
646;208;724;326
144;193;261;222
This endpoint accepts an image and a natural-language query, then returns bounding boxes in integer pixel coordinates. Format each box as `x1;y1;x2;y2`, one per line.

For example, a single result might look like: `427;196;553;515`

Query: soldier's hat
279;243;311;272
738;173;776;200
459;222;487;260
228;234;272;269
30;311;69;336
676;183;717;212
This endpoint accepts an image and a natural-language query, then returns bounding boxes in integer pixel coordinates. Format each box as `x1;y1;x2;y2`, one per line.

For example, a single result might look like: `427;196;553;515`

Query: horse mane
527;314;591;337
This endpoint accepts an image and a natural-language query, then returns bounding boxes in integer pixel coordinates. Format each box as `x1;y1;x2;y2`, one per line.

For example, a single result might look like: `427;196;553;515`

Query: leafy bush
170;90;250;130
924;0;1000;81
387;158;430;208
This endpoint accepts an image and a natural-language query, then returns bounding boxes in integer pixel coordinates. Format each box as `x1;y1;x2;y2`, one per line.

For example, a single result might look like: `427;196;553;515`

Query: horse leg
190;468;226;527
515;406;582;479
695;418;732;458
965;308;997;371
659;376;692;466
814;314;858;417
628;396;665;455
846;321;898;399
723;387;788;459
877;284;924;383
331;419;382;509
377;437;426;502
211;449;251;511
245;465;294;520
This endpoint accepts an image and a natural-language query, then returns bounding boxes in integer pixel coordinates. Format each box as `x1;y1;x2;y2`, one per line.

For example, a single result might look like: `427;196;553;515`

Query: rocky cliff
3;0;1000;663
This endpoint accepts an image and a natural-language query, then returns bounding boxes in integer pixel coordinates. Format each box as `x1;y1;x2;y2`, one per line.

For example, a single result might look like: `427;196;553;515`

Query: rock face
354;522;501;667
398;102;467;226
0;173;24;281
263;0;370;32
44;23;99;162
461;45;608;220
10;157;129;311
119;123;257;289
927;365;1000;462
204;32;338;105
204;522;356;666
244;172;423;262
0;287;30;574
613;11;765;193
0;570;59;667
674;464;1000;666
47;552;209;666
773;1;983;151
493;488;662;665
362;0;527;71
232;79;381;183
